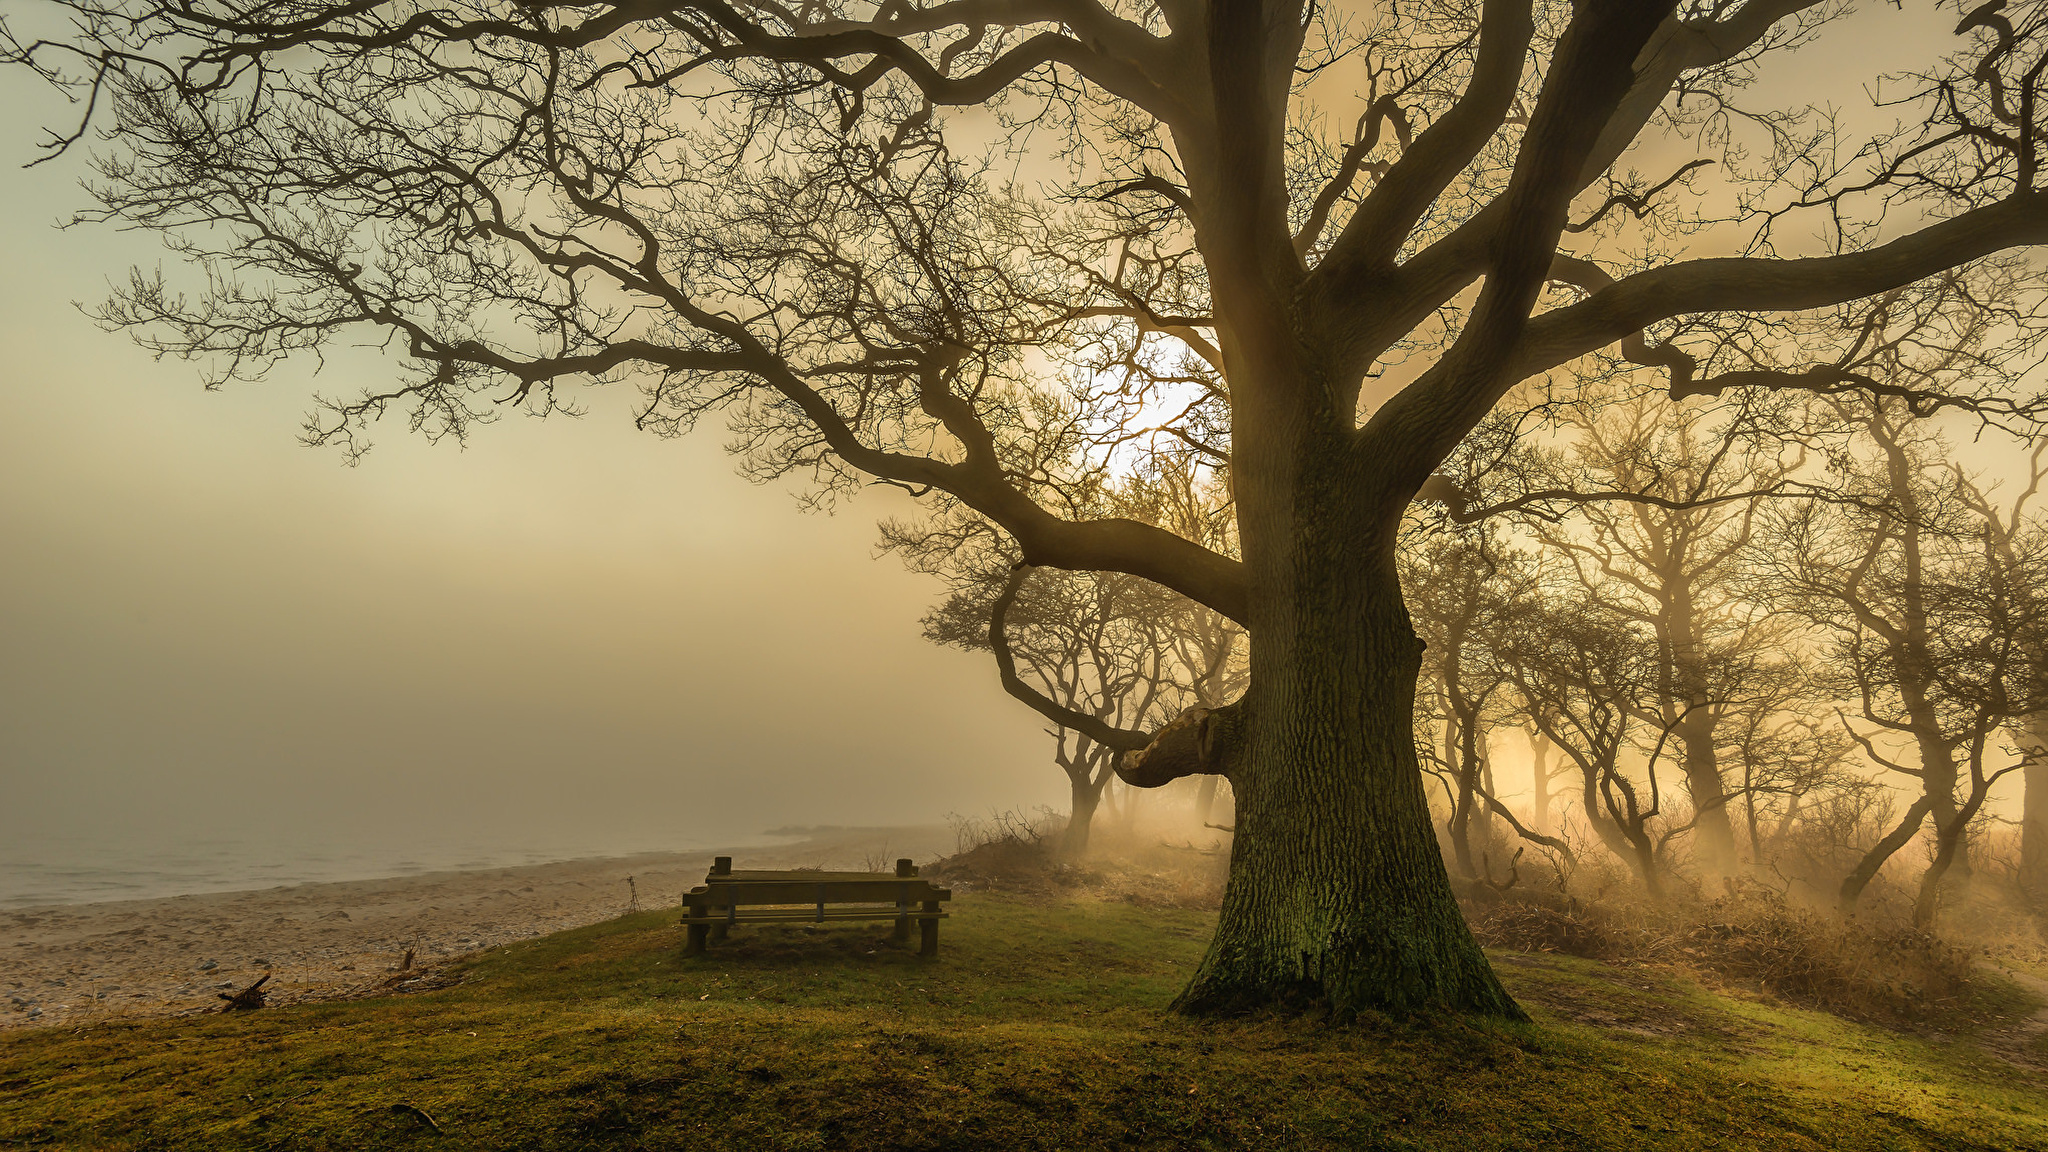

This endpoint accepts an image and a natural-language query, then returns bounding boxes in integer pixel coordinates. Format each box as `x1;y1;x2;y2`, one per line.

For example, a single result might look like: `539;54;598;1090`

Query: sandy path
2;826;949;1031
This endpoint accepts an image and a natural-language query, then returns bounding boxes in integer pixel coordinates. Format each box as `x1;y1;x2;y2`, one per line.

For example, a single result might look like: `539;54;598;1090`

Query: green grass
3;894;2044;1150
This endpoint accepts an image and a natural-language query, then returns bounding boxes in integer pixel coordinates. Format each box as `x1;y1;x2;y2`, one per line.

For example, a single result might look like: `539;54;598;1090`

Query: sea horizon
0;822;957;910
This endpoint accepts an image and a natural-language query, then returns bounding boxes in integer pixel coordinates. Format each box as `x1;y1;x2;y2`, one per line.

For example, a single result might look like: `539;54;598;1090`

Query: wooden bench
682;857;952;957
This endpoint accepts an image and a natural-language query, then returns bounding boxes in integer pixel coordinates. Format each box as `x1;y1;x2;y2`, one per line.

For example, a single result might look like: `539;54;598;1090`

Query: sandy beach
2;825;950;1031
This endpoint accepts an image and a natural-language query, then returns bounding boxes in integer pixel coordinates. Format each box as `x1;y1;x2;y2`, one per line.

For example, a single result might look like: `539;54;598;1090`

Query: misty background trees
12;0;2048;1018
933;382;2048;932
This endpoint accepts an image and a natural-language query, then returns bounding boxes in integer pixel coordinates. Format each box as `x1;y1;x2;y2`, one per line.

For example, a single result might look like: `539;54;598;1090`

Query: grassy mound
3;894;2044;1150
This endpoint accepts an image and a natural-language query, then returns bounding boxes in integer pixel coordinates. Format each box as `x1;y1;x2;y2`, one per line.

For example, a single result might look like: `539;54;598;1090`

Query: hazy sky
0;68;1057;870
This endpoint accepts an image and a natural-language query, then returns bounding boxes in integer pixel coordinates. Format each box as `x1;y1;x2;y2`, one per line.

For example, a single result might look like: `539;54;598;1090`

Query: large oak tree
10;0;2048;1017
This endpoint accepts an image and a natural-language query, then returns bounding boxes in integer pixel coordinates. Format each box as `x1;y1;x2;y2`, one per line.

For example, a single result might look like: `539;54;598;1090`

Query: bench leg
711;908;730;943
919;901;940;957
892;914;910;944
686;916;709;957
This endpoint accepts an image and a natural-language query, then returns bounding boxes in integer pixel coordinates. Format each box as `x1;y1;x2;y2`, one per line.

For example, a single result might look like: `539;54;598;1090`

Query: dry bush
1468;876;1980;1024
925;809;1066;894
923;809;1229;908
1677;886;1977;1021
1467;895;1623;961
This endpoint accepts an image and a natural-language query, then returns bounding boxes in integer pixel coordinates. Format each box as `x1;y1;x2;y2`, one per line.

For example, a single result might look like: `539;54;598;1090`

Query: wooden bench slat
684;880;951;905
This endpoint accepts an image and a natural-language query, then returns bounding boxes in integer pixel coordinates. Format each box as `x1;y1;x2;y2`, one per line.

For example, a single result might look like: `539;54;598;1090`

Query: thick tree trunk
1146;178;1518;1014
1171;550;1521;1019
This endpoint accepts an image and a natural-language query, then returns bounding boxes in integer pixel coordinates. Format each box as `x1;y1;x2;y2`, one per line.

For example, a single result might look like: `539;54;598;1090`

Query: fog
0;71;1058;900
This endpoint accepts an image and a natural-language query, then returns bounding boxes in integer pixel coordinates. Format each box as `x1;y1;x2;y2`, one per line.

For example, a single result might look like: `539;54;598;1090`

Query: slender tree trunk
1528;727;1553;835
1174;545;1520;1019
1440;619;1491;880
1573;752;1666;899
1914;811;1969;926
1448;708;1482;880
1743;754;1762;863
1882;416;1963;886
1657;578;1738;875
1678;711;1736;875
2023;714;2048;908
1914;727;1960;848
1062;768;1104;860
1914;751;1999;926
1478;747;1498;851
1193;773;1221;828
1839;794;1936;913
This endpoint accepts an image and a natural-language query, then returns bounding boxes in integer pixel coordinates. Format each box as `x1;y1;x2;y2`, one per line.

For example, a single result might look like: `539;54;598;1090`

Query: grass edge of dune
2;893;2044;1151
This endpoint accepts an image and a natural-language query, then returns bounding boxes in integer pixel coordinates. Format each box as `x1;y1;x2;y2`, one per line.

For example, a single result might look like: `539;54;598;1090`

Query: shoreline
2;825;950;1031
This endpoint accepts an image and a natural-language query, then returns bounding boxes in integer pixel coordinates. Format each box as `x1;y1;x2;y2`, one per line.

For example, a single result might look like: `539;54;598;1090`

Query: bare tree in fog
1109;456;1246;831
1754;397;2048;920
1403;523;1528;881
1971;443;2048;910
914;545;1175;859
1522;393;1806;876
1494;597;1674;897
1717;667;1856;869
1524;726;1562;837
900;450;1242;853
17;0;2048;1016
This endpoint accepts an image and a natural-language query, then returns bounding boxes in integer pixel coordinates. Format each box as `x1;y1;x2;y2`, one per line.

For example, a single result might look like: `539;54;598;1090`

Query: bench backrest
684;877;949;907
683;858;949;910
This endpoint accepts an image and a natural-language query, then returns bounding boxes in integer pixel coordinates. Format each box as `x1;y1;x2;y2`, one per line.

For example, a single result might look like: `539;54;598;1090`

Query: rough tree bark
1182;549;1518;1016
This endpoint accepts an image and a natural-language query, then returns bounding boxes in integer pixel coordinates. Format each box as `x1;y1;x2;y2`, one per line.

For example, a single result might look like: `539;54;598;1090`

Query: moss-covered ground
3;893;2043;1150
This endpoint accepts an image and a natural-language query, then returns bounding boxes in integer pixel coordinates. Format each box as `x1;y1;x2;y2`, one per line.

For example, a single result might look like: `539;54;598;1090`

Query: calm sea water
0;829;719;909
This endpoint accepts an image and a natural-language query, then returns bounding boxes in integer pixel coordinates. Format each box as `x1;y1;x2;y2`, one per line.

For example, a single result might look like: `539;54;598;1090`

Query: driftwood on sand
217;973;270;1012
